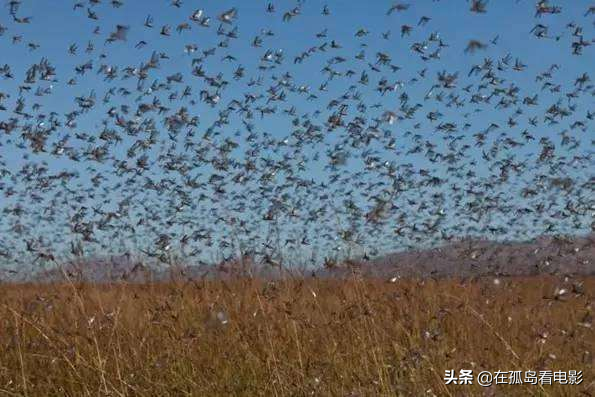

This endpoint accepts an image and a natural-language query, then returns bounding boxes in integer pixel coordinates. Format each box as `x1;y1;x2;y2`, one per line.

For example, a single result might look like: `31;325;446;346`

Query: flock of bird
0;0;593;277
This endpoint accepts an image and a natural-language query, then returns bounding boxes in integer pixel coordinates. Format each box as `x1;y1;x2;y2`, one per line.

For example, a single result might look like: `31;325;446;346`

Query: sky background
0;0;593;271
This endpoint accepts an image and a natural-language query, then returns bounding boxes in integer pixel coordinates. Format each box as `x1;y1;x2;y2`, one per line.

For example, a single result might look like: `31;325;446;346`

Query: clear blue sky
0;0;593;270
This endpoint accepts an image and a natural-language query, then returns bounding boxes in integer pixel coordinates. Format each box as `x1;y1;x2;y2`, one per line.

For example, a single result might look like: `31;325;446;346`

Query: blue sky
0;0;593;269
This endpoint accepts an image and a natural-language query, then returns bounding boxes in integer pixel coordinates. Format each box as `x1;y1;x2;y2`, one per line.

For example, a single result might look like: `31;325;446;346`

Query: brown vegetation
0;276;592;396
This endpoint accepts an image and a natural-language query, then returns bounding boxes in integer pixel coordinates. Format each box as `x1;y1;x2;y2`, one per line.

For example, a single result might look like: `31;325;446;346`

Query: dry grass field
0;276;592;396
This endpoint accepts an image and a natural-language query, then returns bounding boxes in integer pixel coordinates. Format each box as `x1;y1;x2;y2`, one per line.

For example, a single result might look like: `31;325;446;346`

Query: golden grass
0;276;592;396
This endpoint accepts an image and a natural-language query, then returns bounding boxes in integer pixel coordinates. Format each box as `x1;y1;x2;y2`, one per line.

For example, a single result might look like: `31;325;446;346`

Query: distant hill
316;233;595;278
28;234;595;283
32;255;152;283
31;255;263;283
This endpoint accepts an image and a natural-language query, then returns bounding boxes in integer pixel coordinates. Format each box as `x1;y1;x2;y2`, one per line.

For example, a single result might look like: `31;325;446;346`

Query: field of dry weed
0;276;592;396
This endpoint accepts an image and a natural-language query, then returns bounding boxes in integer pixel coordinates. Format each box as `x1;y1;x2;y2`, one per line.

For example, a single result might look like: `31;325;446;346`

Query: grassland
0;275;592;396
